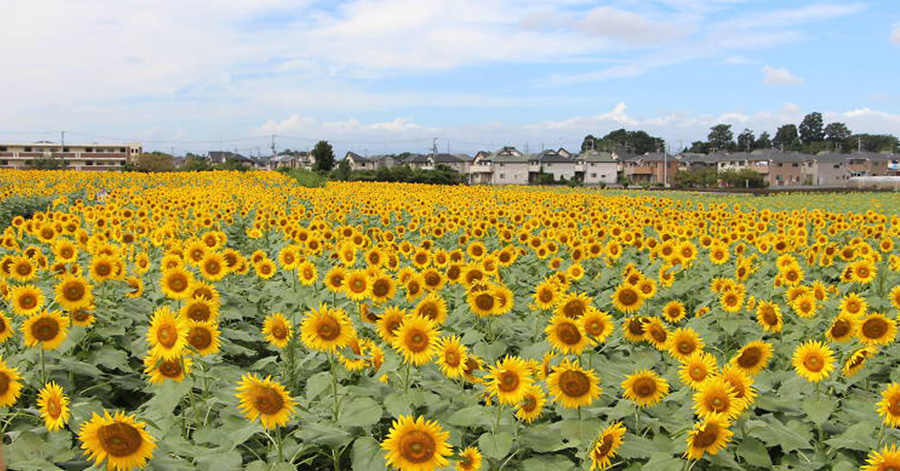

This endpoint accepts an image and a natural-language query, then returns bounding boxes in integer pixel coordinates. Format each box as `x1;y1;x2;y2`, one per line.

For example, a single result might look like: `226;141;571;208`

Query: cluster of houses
199;146;900;188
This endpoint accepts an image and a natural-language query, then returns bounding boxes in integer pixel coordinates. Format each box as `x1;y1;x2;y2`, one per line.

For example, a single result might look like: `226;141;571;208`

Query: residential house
208;151;256;167
344;152;376;171
270;151;315;170
621;152;677;186
576;150;618;185
762;150;805;186
847;152;892;177
528;150;577;183
469;152;493;185
429;153;471;173
403;153;431;170
802;152;851;186
557;147;573;159
486;147;529;185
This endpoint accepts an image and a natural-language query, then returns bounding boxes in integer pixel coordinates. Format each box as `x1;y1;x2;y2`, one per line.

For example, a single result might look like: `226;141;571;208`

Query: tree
312;141;336;172
737;128;755;151
707;124;734;151
773;125;799;150
588;129;664;155
332;159;352;181
798;112;825;143
825;122;852;148
181;156;211;171
135;152;175;172
755;132;772;149
28;152;65;170
581;135;597;152
686;141;711;154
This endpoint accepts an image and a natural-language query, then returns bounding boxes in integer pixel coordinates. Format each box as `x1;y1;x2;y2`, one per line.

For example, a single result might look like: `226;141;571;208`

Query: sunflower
693;378;740;419
0;356;23;407
10;256;36;282
325;266;347;292
514;385;546;423
589;422;626;471
89;255;119;283
0;311;12;342
729;340;773;376
720;288;744;313
199;252;227;281
53;239;78;262
611;284;643;314
344;270;370;301
792;293;817;318
255;259;276;279
826;312;857;343
661;300;686;323
161;267;195;300
79;410;156;471
435;335;468;379
146;306;188;360
720;365;756;411
546;359;601;409
534;280;560;310
486;356;533;405
667;328;704;362
54;275;93;312
71;308;96;327
755;301;783;332
186;321;220;356
877;382;900;428
123;276;143;299
556;292;592;319
373;306;405;341
381;415;452;471
368;272;395;303
37;381;70;431
685;415;733;460
467;287;499;317
622;316;648;342
300;305;356;353
890;286;900;311
263;312;293;349
415;293;447;324
545;314;590;355
23;310;70;350
679;351;718;390
643;317;670;350
858;313;897;346
839;292;868;316
10;284;45;317
621;369;669;407
236;373;297;429
144;355;192;384
455;446;482;471
843;346;877;377
580;308;613;343
180;297;219;323
862;444;900;471
792;340;835;383
850;259;877;284
392;315;440;366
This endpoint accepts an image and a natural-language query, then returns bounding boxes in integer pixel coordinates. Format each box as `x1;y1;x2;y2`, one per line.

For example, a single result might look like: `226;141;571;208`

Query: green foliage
348;164;465;185
799;112;825;144
181;156;213;172
312;141;336;172
718;168;767;188
0;195;53;228
674;168;718;188
708;124;734;151
280;168;329;187
583;129;665;154
136;152;176;172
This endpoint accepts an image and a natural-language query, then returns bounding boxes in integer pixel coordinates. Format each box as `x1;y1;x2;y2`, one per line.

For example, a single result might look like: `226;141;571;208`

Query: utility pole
60;131;65;149
271;134;277;158
432;137;438;159
858;136;862;153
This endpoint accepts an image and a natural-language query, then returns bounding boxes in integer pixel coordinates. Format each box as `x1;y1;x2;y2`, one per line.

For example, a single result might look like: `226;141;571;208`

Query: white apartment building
0;142;142;170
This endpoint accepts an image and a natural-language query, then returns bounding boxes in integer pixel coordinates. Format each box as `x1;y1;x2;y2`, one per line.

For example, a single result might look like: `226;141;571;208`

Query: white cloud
762;65;804;85
577;7;690;46
892;23;900;44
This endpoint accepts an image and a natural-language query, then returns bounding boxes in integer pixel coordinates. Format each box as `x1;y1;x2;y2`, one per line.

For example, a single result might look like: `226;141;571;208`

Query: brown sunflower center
708;394;728;412
693;424;720;448
46;397;61;417
168;274;188;292
95;262;112;277
596;435;614;456
188;327;212;350
632;377;657;398
736;347;762;368
64;282;86;301
156;324;179;348
444;350;460;367
349;278;366;293
618;289;638;306
475;293;494;311
521;395;537;412
271;324;288;340
98;422;144;457
316;316;341;341
159;360;183;378
862;318;888;339
586;320;604;336
627;318;646;336
187;304;211;322
556;322;582;346
648;325;667;344
562;300;585;318
539;288;554;303
372;280;391;297
405;329;429;353
677;340;695;355
830;319;851;338
32;317;60;341
888;396;900;416
498;371;520;392
559;370;591;398
20;293;37;309
253;386;285;415
399;430;436;464
690;366;706;381
803;354;824;372
0;372;9;395
204;260;221;275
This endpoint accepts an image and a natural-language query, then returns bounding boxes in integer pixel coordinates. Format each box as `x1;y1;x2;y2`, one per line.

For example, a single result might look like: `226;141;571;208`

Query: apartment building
0;142;142;170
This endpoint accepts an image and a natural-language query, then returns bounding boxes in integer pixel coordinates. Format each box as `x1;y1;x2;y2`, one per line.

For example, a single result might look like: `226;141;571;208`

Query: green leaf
825;421;877;452
307;371;333;402
445;405;489;427
352;436;388;471
195;449;242;471
340;397;383;427
384;392;414;417
520;455;576;471
803;397;835;425
643;452;683;471
478;432;513;460
748;419;811;453
736;438;771;468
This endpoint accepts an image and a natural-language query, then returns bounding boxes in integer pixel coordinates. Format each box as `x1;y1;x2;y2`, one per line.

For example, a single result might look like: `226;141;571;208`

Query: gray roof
533;150;573;164
489;149;529;163
432;153;468;163
578;150;617;163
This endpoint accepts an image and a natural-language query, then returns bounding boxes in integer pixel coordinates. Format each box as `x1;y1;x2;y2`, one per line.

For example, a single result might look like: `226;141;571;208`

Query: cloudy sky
0;0;898;156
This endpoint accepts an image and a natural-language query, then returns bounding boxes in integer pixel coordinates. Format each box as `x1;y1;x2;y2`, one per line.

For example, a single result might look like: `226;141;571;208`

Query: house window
499;173;506;179
0;160;6;165
24;147;32;152
792;163;798;167
0;147;7;151
777;163;783;167
590;173;597;178
833;164;840;169
499;163;505;167
546;163;552;167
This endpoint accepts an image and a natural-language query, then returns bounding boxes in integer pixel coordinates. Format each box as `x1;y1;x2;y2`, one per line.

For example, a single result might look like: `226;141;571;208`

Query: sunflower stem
328;353;341;421
494;404;503;435
403;361;412;393
39;349;46;384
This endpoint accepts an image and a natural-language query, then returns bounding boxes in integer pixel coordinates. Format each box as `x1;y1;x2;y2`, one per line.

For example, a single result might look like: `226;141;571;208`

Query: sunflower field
1;169;900;471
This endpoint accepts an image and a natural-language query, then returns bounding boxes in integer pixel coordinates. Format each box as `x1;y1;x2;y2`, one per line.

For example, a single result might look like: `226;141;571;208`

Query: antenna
271;134;277;158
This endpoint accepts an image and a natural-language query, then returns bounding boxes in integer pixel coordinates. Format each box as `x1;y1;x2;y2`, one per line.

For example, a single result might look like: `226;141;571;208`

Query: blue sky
0;0;898;157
